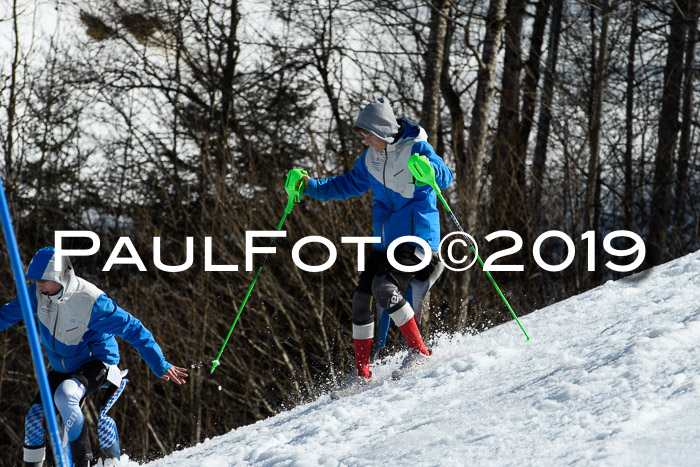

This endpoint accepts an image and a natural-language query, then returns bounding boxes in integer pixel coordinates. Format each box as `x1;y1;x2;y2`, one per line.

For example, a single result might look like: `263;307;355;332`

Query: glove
408;154;434;187
284;169;309;213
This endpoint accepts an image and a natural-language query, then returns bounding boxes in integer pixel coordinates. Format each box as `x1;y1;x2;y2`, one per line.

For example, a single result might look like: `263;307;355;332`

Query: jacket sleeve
411;141;454;190
88;294;172;377
0;284;39;331
304;152;371;201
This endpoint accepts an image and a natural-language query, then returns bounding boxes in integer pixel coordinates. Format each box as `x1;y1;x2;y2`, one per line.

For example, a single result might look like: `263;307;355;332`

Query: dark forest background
1;0;698;463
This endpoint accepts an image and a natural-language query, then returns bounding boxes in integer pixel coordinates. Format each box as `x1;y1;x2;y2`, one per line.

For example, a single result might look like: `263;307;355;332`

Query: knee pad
54;378;86;443
372;274;413;326
371;274;404;312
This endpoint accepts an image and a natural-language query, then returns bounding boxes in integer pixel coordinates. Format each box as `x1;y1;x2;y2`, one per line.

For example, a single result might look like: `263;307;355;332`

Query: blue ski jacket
305;118;453;251
0;247;172;377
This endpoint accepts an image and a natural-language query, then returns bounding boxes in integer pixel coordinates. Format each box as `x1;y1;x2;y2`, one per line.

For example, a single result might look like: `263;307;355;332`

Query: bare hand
162;366;188;385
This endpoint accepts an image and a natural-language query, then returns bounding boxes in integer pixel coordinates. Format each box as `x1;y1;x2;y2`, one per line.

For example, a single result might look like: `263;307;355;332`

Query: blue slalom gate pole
0;176;70;466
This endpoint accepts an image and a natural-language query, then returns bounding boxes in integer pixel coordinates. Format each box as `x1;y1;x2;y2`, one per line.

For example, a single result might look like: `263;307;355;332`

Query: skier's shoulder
396;118;425;142
395;119;435;156
73;276;105;299
60;276;107;316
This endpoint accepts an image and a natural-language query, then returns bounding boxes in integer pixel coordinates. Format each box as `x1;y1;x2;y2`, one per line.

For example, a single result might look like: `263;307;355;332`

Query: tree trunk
624;2;639;235
531;0;563;214
218;0;240;176
672;0;698;235
4;0;20;179
483;0;529;321
441;21;465;184
583;0;611;235
454;0;506;327
515;0;551;288
517;0;551;164
421;0;452;147
463;0;506;228
489;0;527;234
648;0;687;266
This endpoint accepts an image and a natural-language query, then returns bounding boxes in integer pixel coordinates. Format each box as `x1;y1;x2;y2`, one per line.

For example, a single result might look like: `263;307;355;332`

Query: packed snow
103;250;699;466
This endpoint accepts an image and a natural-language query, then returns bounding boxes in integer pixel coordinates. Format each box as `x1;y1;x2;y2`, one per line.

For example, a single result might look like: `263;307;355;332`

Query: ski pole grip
284;169;308;213
407;154;437;190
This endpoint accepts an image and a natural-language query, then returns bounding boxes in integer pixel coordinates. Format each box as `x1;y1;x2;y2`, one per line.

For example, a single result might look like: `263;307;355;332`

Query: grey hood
354;97;401;143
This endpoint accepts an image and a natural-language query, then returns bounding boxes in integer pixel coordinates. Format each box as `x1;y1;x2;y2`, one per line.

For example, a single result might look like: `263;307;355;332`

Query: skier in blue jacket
0;246;188;466
298;97;453;396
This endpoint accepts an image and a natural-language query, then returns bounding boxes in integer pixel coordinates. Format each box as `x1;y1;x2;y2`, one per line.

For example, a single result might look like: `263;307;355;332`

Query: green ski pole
211;169;308;373
407;154;530;341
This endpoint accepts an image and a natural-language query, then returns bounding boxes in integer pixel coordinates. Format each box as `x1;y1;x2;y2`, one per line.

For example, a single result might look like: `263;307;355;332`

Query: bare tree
442;0;506;327
489;0;527;235
517;0;552;172
648;0;688;266
531;0;564;214
583;0;612;237
624;1;639;236
672;0;699;241
462;0;506;231
421;0;452;146
2;0;20;180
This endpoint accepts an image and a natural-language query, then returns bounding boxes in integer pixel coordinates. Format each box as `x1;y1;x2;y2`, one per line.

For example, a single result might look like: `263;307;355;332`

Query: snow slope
115;251;699;466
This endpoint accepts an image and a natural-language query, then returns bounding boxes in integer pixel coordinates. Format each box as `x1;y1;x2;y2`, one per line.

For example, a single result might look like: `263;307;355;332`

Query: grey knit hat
353;97;400;143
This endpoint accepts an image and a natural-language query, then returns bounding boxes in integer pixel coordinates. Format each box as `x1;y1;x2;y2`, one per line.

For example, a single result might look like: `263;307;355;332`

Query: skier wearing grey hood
0;246;188;466
297;97;453;397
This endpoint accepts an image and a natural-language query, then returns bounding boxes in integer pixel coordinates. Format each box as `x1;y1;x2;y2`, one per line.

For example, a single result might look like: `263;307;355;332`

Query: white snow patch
103;250;700;466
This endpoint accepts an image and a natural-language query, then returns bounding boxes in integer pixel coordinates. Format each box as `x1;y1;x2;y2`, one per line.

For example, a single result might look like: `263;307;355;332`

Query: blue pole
0;176;69;466
376;307;391;350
